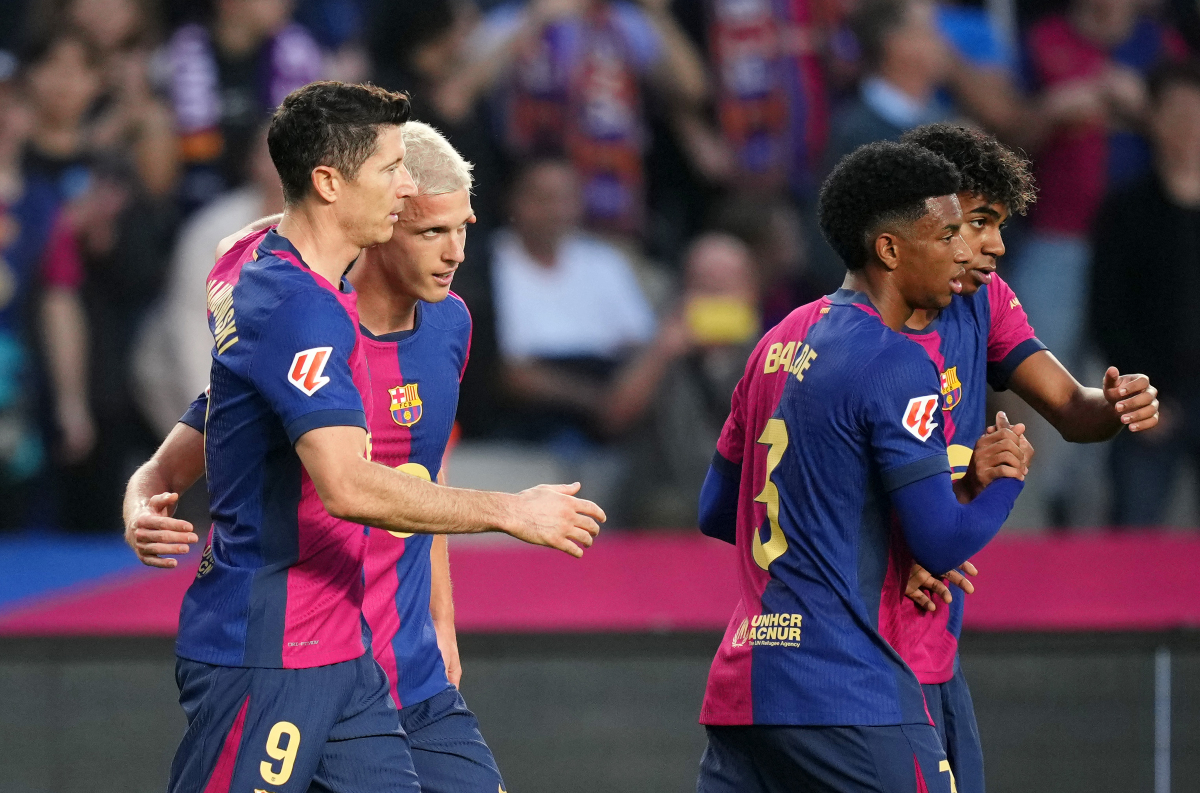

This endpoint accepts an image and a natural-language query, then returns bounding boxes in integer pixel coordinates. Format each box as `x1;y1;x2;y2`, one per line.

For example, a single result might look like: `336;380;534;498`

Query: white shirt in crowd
133;188;264;436
492;229;656;361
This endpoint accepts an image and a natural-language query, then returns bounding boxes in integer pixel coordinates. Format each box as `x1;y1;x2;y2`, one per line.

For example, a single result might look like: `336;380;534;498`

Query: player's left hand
1102;367;1159;433
125;492;199;569
905;561;978;612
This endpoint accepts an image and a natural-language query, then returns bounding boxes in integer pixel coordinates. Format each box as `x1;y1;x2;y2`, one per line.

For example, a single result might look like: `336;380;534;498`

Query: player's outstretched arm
295;425;605;557
123;422;205;568
1008;353;1159;443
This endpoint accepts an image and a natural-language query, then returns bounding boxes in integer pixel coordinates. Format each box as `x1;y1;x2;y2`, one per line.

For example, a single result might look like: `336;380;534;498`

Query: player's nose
396;165;417;199
953;233;972;263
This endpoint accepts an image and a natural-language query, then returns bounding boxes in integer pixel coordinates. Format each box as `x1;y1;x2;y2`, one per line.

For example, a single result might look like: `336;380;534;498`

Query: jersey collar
260;229;357;295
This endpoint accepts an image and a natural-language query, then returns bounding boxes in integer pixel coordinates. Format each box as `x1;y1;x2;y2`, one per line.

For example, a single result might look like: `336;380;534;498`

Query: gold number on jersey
939;760;958;793
387;462;432;538
260;721;301;785
752;418;790;570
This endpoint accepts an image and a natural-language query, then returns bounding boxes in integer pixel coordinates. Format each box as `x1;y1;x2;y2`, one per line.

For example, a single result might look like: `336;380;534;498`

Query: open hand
1102;366;1159;433
507;482;605;557
905;561;978;612
124;492;199;569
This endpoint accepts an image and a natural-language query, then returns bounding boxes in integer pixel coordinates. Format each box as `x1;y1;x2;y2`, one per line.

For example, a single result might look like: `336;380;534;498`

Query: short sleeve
248;290;366;444
715;374;748;467
860;344;951;492
179;391;209;432
985;275;1047;390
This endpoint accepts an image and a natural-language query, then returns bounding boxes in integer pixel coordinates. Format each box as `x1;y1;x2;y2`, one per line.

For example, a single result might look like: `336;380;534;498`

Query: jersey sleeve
859;343;951;492
986;274;1047;390
714;373;748;468
179;391;209;433
247;289;366;444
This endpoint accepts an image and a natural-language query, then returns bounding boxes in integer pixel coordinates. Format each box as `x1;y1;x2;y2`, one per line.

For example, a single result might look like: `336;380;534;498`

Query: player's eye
970;218;986;228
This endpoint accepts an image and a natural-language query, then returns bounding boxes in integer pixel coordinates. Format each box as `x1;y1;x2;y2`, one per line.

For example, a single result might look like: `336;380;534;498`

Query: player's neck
842;271;914;332
349;253;420;335
276;206;364;289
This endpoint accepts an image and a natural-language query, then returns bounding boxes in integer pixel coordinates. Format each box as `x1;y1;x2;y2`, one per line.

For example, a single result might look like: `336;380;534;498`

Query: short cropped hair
401;121;474;196
818;141;961;270
901;123;1036;216
268;81;412;205
1148;59;1200;104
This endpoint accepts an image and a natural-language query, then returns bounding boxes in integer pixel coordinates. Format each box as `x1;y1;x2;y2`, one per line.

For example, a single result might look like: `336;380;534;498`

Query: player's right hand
507;482;605;558
961;412;1030;499
124;492;200;569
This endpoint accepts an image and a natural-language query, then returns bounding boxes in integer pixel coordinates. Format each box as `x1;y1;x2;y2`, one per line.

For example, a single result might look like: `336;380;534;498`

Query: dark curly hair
818;141;962;270
269;81;412;205
901;123;1036;216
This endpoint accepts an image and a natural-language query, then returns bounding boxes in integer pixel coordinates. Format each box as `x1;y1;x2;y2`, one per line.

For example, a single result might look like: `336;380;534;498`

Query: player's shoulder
422;291;472;332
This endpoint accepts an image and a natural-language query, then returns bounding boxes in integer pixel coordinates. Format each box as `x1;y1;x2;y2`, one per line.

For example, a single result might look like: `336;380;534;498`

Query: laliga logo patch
288;347;333;395
902;395;940;441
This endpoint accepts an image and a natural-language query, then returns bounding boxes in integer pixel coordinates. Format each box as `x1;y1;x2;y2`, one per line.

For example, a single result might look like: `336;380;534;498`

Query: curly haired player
695;141;1030;793
890;123;1160;793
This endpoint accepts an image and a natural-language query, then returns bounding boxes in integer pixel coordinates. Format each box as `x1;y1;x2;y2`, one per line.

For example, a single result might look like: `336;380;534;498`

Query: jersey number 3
752;418;789;570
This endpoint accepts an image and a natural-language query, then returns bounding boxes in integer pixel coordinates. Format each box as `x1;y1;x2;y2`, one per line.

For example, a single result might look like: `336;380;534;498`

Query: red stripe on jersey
914;755;930;793
202;695;250;793
363;530;407;707
701;296;831;725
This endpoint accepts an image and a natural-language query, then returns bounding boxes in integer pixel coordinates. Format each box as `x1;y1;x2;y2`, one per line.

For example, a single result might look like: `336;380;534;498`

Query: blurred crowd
1;0;1199;532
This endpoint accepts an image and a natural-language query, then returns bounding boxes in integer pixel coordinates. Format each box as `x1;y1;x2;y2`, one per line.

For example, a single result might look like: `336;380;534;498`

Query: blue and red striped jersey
700;290;951;727
887;274;1044;684
359;293;471;708
176;229;373;669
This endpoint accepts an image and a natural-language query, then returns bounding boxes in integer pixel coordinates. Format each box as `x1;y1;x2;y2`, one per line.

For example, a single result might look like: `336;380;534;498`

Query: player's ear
310;165;340;204
873;232;901;272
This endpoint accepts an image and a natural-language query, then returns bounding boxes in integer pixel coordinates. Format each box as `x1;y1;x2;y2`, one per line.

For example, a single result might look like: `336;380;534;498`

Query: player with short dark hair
131;81;603;793
695;141;1030;793
890;122;1160;792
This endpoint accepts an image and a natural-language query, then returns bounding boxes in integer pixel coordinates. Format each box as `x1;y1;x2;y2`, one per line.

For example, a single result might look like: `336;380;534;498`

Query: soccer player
888;122;1161;792
126;83;603;793
694;141;1029;793
131;121;511;791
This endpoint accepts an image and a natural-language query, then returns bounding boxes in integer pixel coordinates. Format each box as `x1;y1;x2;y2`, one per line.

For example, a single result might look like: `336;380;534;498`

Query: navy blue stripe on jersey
287;409;369;443
986;336;1048;391
880;455;951;492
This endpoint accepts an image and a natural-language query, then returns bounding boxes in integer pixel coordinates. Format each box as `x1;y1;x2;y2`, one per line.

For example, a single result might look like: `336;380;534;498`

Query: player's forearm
1045;386;1122;443
1009;352;1121;443
123;423;206;527
893;473;1023;575
326;456;518;537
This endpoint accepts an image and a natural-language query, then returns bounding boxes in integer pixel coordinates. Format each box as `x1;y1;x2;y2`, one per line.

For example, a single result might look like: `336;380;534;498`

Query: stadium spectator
709;193;826;329
165;0;322;209
65;0;179;198
473;0;708;236
0;79;57;528
1010;0;1184;371
623;232;760;526
492;158;694;513
1091;61;1200;526
697;0;831;197
824;0;954;167
133;125;282;438
19;31;100;471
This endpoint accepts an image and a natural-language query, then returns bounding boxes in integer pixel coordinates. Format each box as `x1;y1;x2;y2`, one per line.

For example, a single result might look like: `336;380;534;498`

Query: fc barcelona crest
940;366;962;411
389;383;423;427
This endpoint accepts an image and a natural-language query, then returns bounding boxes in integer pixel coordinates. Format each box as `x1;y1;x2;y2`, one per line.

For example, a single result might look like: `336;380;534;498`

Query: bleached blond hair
401;121;474;196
